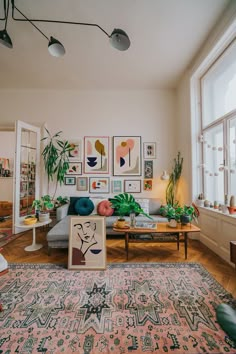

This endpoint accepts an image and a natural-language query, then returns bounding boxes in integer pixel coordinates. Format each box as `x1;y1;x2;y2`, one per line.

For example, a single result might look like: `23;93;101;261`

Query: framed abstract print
144;179;153;191
84;136;109;174
68;216;106;270
144;160;153;178
64;176;76;185
68;139;82;161
113;136;141;176
111;180;123;193
66;162;82;175
124;179;141;193
89;177;110;194
77;177;88;191
143;142;156;159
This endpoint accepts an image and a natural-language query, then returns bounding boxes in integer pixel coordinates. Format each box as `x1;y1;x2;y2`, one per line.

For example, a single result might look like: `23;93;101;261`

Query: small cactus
230;196;235;207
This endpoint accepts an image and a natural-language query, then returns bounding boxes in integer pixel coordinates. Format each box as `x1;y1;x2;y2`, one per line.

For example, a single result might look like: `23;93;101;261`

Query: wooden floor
1;226;236;297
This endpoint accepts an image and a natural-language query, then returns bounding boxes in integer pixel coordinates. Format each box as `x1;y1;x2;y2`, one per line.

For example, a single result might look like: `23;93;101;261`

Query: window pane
229;117;236;196
201;40;236;127
203;124;224;203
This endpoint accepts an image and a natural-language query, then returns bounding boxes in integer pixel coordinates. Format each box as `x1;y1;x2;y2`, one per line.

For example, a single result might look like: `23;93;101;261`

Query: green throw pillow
74;197;94;216
216;303;236;341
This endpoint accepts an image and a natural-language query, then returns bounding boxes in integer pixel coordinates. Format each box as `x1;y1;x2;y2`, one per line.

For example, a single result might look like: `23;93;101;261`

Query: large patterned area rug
0;218;14;248
0;263;235;354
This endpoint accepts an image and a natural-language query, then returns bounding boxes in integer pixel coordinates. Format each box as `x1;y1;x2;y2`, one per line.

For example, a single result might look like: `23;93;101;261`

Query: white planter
38;212;50;222
168;219;177;228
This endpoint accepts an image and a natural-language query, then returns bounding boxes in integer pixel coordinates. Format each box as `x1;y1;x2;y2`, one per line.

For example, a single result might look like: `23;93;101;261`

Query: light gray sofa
46;197;167;254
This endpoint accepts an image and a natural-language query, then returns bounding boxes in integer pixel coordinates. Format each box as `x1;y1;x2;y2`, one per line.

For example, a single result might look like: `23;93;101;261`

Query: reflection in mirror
19;129;37;216
14;120;40;234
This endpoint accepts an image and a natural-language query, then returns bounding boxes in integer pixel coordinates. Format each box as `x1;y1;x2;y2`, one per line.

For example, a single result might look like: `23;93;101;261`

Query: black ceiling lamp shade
110;28;130;51
0;0;131;57
0;0;12;48
0;28;12;47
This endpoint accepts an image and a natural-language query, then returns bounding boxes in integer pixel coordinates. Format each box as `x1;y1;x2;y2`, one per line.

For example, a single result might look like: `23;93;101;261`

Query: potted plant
180;205;198;224
41;129;73;199
109;193;152;228
160;204;179;227
54;196;69;208
160;203;199;226
32;195;54;222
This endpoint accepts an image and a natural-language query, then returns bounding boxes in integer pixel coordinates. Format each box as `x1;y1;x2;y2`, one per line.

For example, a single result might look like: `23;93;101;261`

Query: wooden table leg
177;233;180;250
125;232;129;260
184;232;188;259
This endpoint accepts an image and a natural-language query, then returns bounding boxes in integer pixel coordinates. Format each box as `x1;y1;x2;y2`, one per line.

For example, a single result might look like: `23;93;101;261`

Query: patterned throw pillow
135;198;149;214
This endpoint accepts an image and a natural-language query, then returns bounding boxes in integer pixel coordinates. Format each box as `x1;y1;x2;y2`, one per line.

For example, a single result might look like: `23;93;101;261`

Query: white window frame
191;19;236;211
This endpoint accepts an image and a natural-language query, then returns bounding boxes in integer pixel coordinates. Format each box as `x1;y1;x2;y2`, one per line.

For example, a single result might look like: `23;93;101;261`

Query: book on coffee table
134;222;157;230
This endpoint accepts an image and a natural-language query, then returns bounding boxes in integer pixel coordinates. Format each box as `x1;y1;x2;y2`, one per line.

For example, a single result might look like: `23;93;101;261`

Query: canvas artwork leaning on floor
68;216;106;270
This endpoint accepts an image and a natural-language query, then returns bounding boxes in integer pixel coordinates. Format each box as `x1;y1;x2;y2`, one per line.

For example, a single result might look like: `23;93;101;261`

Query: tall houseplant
166;152;183;206
41;129;72;199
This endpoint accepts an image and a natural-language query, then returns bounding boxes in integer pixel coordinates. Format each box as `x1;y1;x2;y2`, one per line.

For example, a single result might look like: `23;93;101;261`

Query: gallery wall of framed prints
64;136;157;195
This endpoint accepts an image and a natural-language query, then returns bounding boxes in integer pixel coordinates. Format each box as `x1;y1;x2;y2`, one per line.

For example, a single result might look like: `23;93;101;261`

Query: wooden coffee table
113;222;200;260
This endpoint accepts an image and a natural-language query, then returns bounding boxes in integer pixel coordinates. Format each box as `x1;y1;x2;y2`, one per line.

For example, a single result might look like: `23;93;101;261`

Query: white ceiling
0;0;231;90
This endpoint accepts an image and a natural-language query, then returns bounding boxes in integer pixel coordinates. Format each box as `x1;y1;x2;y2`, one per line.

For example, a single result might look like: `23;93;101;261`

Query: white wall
0;89;177;201
0;131;15;171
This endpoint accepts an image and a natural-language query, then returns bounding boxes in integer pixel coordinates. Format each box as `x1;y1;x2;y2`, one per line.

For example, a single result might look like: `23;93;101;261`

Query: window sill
198;206;236;224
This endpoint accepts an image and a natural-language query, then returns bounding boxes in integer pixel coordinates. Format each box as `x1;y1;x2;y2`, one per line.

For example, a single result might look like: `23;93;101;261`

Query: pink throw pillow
97;200;114;217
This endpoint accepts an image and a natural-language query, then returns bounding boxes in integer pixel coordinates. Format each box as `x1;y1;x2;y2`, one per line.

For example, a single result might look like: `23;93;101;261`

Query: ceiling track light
0;0;131;57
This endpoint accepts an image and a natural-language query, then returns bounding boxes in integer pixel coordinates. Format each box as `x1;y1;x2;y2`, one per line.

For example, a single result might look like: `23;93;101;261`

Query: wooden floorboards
1;227;236;297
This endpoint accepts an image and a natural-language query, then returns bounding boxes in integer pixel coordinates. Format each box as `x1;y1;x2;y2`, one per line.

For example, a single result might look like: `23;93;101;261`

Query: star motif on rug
167;277;217;331
81;283;111;322
125;280;163;325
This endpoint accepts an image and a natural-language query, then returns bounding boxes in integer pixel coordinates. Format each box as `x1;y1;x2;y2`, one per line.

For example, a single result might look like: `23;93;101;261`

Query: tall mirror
14;121;40;234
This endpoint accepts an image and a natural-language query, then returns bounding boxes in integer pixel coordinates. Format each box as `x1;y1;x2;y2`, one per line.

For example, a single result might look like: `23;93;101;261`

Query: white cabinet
198;207;236;266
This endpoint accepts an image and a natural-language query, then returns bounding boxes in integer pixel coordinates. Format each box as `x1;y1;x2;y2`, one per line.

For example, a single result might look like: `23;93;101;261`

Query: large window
200;39;236;204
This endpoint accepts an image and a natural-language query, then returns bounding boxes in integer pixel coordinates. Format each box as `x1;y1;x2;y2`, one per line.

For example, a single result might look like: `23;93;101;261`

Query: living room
0;1;236;352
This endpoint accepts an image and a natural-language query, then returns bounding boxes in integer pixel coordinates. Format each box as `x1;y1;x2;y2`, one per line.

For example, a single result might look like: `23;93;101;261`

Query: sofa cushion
149;198;162;214
68;197;81;215
74;197;94;216
97;200;114;216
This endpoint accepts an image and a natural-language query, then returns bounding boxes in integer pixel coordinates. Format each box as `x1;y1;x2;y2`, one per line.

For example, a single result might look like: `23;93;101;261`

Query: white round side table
15;218;52;252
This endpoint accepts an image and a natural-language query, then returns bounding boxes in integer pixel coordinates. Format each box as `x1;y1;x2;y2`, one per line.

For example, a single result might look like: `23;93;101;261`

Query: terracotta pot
227;207;236;215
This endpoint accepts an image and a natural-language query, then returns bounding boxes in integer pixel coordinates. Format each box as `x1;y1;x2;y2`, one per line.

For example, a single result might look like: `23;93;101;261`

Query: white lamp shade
110;28;130;51
48;36;65;57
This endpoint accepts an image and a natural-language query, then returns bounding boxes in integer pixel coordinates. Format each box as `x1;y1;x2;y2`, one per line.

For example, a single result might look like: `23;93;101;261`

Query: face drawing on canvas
72;221;102;266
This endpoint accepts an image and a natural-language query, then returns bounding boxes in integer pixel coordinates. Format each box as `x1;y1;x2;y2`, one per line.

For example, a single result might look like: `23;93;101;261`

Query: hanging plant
166;152;183;206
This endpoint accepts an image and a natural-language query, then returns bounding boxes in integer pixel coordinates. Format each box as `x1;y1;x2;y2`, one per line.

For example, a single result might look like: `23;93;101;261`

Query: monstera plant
109;193;152;221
